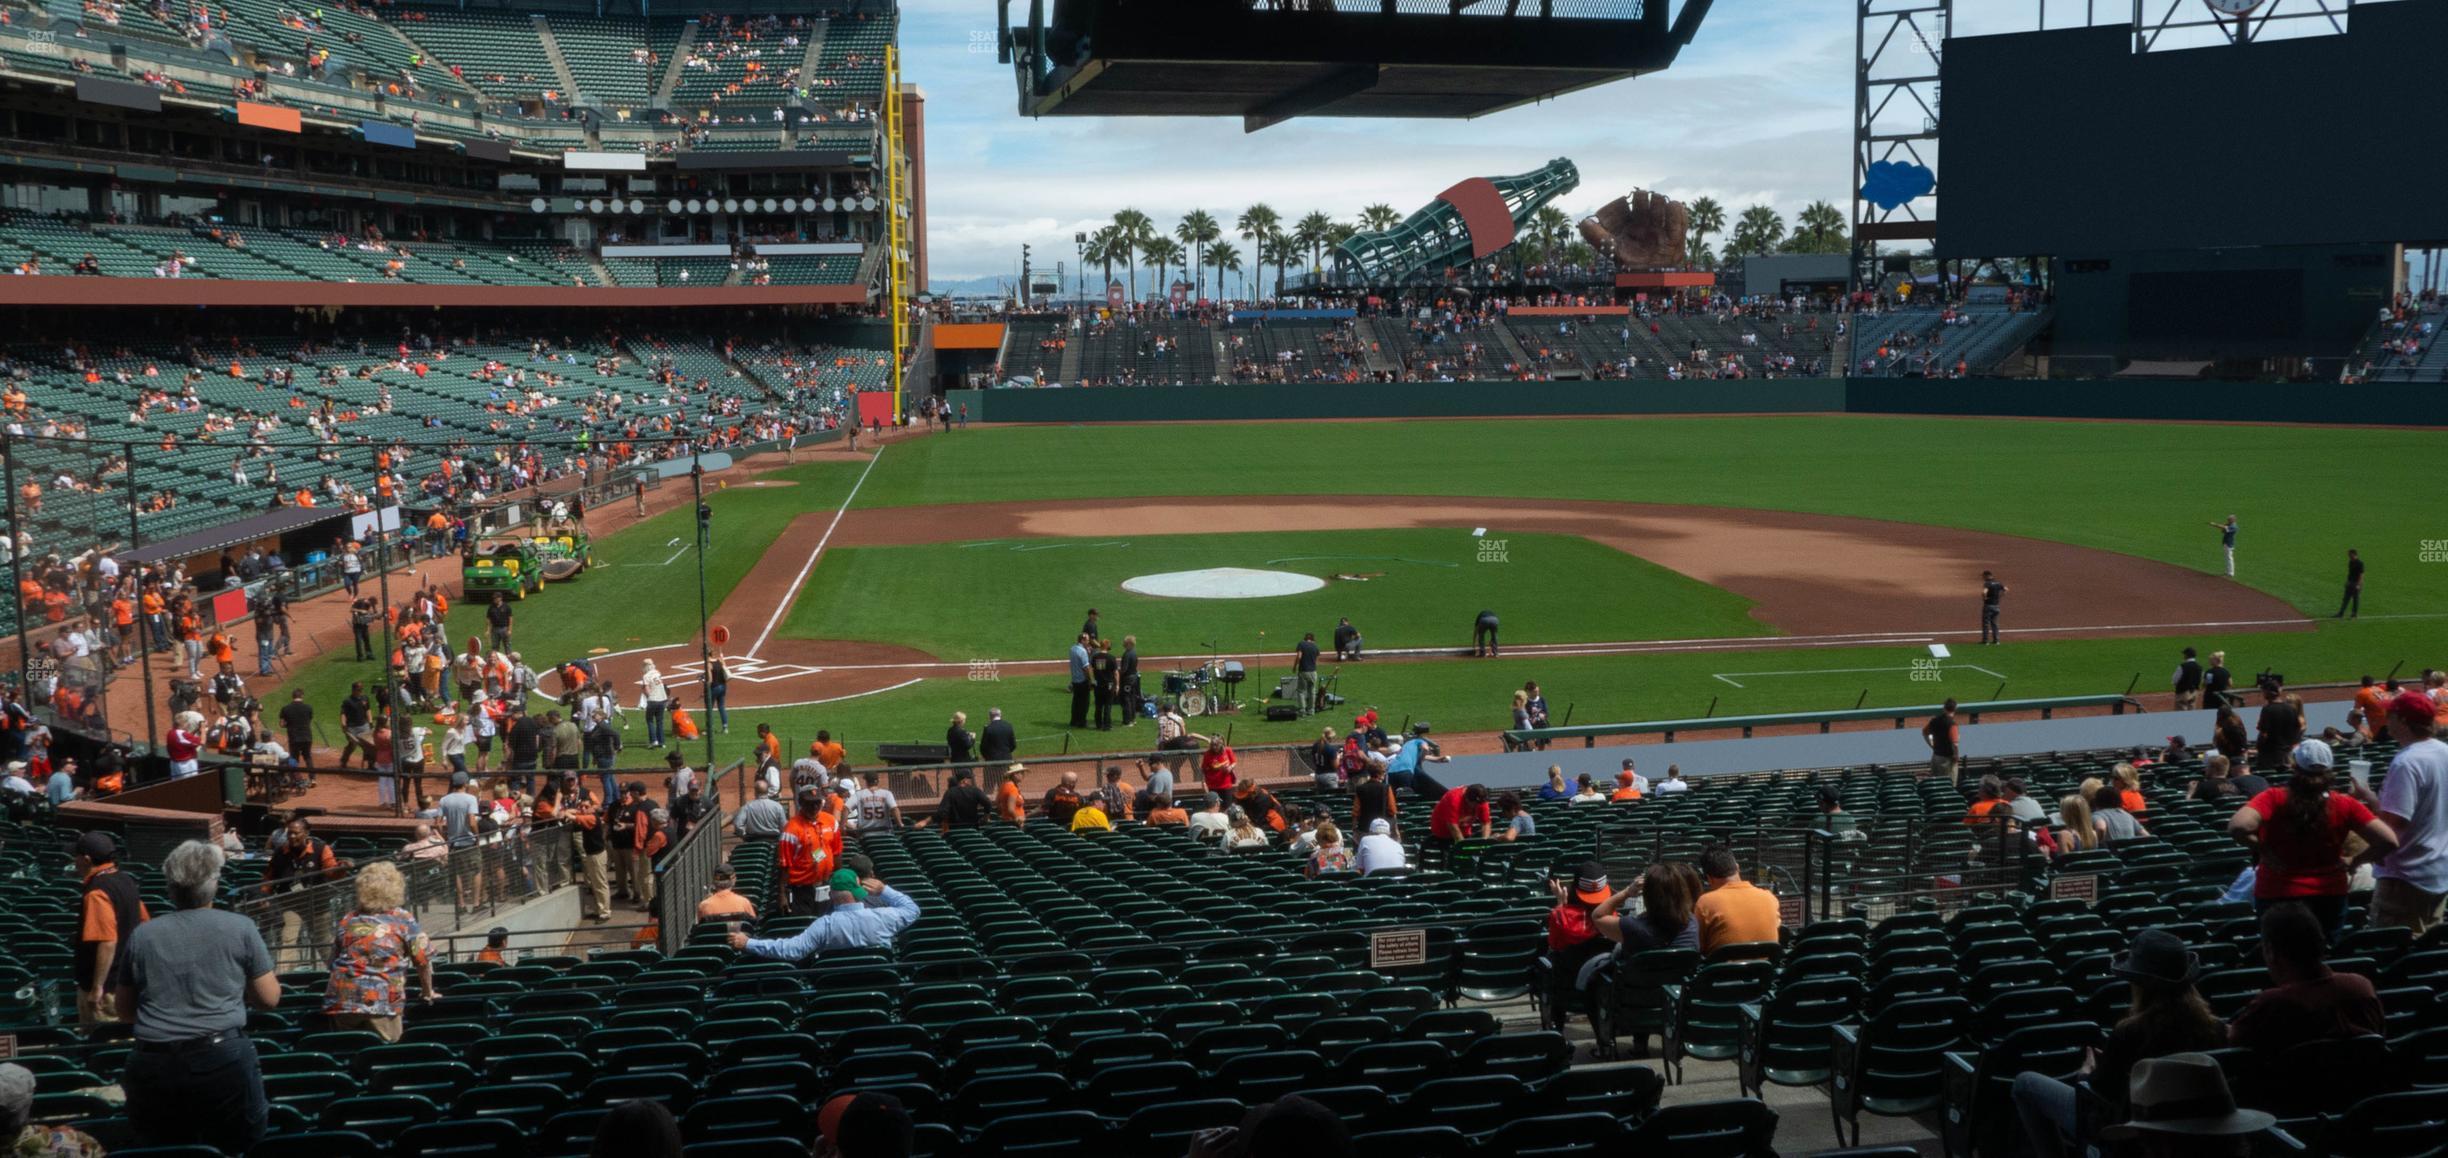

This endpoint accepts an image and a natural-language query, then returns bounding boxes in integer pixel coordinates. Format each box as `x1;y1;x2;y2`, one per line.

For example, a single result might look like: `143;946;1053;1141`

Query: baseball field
278;414;2448;764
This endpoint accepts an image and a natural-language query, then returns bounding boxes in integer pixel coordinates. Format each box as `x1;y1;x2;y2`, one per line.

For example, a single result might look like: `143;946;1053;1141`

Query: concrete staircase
1057;322;1083;384
1352;316;1401;377
654;21;697;106
797;19;828;95
533;16;581;103
1489;322;1535;375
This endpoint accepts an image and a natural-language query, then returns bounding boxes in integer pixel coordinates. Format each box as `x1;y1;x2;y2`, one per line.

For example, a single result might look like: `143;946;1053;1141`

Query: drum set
1159;660;1244;717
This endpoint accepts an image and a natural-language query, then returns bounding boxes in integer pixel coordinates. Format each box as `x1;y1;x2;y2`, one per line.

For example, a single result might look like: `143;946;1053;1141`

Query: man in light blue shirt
1066;634;1093;730
1385;723;1452;797
46;762;77;807
728;869;919;961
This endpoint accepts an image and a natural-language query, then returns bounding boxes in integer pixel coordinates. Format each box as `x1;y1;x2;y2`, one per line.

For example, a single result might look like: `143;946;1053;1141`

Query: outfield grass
781;529;1766;659
858;418;2448;618
247;416;2448;771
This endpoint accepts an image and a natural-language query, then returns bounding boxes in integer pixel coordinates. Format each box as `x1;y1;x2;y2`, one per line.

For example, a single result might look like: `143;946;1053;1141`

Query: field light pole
1;440;27;730
125;449;156;752
693;457;715;775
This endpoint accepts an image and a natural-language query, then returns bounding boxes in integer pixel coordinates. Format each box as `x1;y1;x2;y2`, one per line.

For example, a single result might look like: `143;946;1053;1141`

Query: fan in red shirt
2229;739;2398;933
1426;784;1490;865
1199;738;1237;797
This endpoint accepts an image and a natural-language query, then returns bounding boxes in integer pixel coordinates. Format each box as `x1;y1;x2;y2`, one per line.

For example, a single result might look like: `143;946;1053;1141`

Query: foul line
622;538;693;567
1711;663;2006;689
747;445;884;658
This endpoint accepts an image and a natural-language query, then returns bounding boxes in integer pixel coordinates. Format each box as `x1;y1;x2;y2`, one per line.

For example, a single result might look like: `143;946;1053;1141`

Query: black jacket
981;720;1018;762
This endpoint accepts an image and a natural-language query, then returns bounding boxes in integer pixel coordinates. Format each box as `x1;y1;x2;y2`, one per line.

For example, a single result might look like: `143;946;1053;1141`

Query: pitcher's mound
1121;567;1325;599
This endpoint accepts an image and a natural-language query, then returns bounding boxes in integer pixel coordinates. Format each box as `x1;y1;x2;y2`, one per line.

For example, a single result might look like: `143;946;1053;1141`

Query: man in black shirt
277;689;315;769
946;711;976;764
2337;548;2364;619
980;708;1017;769
1294;632;1321;714
1041;770;1084;828
486;594;515;651
1090;641;1119;731
505;707;543;793
338;683;374;769
2172;647;2204;711
2252;685;2304;772
1473;610;1500;657
2204;650;2235;708
1979;570;2006;646
937;768;990;829
1118;636;1142;724
1333;617;1361;662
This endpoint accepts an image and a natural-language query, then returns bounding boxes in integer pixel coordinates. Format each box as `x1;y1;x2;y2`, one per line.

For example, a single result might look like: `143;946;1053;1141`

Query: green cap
827;868;866;900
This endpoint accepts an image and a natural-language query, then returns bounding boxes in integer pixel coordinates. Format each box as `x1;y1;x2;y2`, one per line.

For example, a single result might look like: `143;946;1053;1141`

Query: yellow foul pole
884;44;908;420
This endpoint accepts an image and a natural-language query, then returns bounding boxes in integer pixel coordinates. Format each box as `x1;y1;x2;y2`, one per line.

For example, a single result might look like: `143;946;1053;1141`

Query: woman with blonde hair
321;861;438;1042
2111;762;2148;814
1306;822;1352;876
2056;794;2099;853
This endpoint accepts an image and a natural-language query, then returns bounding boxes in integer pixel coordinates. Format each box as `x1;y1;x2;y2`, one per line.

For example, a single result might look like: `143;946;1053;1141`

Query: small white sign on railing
1370;928;1428;970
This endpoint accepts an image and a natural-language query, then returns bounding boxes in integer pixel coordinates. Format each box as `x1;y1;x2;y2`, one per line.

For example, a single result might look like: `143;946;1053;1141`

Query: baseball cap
1572;860;1611;906
1367;818;1391;835
625;781;649;797
712;863;735;881
817;1091;912;1157
796;787;822;807
2290;739;2335;772
827;868;866;900
2390;691;2439;728
450;771;471;787
71;831;116;862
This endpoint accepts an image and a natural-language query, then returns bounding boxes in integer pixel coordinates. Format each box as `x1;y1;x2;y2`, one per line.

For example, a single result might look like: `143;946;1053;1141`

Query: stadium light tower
1848;0;1948;366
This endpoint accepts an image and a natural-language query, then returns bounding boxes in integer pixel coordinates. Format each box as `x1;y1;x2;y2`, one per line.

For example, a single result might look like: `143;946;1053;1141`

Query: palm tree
1531;205;1572;267
1783;200;1848;254
1727;204;1785;258
1082;226;1122;296
1110;209;1153;303
1175;209;1220;301
1358;202;1400;232
1207;241;1243;301
1260;232;1300;299
1689;241;1719;271
1293;211;1335;276
1235;204;1280;266
1685;196;1725;268
1140;237;1184;300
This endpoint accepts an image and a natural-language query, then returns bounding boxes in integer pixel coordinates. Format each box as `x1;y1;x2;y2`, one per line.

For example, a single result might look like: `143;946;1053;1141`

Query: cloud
896;0;1856;280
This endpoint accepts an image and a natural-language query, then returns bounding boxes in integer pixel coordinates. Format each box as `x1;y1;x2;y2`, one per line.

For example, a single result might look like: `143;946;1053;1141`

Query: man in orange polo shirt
779;788;835;916
1694;846;1782;954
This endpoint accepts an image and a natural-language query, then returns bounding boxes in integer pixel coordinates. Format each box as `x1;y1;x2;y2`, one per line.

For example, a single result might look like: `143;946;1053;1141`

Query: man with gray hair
733;780;788;841
115;840;278;1153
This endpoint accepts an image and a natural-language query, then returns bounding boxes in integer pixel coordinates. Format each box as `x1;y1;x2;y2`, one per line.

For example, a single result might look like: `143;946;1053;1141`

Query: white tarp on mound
1121;567;1326;599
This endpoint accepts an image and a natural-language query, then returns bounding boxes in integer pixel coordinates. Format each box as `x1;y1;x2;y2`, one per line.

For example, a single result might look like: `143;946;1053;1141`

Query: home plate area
666;654;830;684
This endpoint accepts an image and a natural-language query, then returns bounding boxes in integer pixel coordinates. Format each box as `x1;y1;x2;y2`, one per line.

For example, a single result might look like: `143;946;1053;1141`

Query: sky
895;0;1859;289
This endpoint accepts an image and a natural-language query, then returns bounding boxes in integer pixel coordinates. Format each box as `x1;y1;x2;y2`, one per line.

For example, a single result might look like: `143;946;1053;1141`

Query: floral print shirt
322;908;428;1018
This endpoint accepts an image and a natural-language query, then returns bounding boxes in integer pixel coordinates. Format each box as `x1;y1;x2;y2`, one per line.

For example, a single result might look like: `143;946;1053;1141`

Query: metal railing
830;740;1337;815
235;822;573;972
1595;815;2035;927
654;760;741;954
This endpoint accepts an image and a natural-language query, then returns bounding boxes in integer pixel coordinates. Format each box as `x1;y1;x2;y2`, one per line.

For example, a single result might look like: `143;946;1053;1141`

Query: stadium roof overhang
0;278;869;309
1006;0;1712;131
